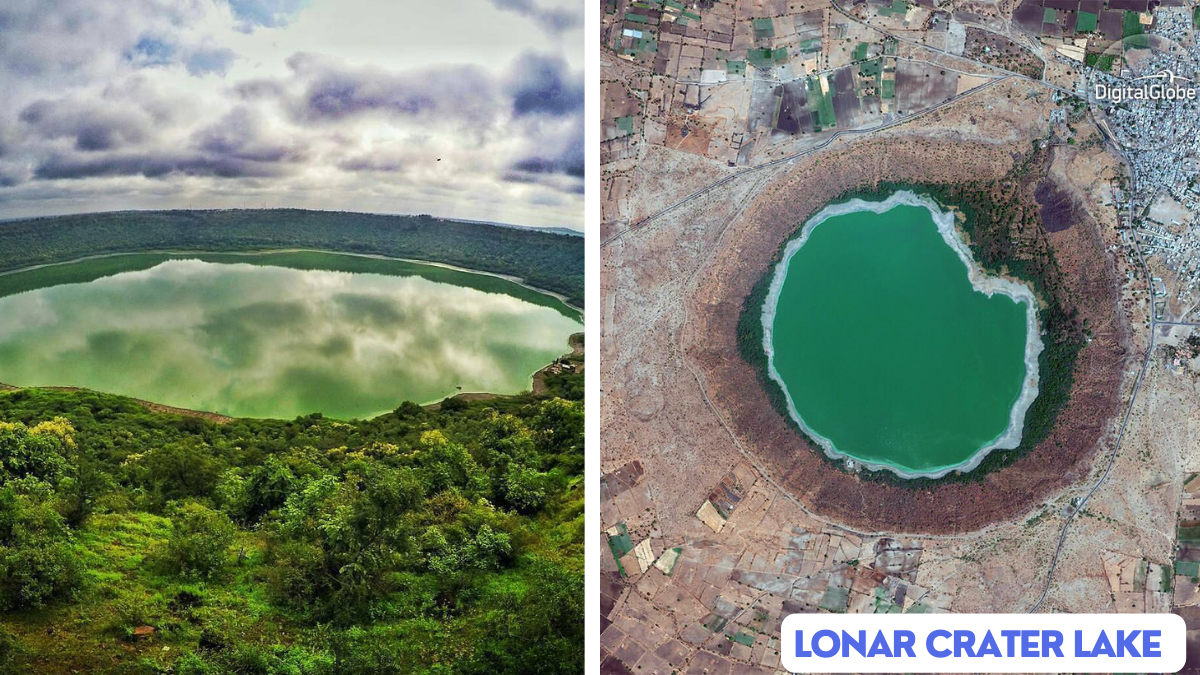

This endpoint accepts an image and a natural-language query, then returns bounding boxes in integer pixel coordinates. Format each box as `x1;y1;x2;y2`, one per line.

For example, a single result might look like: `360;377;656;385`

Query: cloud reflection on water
0;259;581;418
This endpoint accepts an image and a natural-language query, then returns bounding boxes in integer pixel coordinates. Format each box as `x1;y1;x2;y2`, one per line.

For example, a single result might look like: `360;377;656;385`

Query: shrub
0;485;82;610
163;502;236;578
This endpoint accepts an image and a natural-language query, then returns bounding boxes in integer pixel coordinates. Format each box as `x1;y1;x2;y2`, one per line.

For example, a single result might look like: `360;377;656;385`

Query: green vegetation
806;76;837;131
1086;52;1118;72
614;115;635;137
736;149;1086;486
0;366;583;674
1043;7;1057;23
748;48;774;70
0;209;583;308
1123;12;1148;48
752;17;775;39
1075;10;1098;32
858;58;882;78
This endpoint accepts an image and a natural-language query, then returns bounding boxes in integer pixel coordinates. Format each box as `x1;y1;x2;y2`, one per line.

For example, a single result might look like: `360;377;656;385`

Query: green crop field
1123;11;1148;48
1075;10;1098;32
807;76;837;130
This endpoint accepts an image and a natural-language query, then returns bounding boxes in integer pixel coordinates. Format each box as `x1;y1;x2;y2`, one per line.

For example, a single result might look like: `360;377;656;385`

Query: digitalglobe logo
1093;69;1198;104
1087;33;1200;152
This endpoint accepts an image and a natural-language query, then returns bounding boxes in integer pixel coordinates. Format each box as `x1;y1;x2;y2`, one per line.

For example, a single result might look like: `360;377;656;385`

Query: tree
0;419;70;484
164;501;237;579
217;456;298;524
268;461;424;620
500;464;548;513
0;482;82;610
139;439;226;506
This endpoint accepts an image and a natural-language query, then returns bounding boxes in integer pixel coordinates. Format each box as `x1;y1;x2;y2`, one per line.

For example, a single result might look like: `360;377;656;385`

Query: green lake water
766;201;1032;475
0;252;581;420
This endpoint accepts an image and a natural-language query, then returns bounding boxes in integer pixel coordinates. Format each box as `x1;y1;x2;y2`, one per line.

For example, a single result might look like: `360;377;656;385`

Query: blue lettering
1116;630;1141;657
867;632;893;658
1075;630;1090;657
1145;629;1161;657
796;630;812;658
842;630;867;657
1021;630;1039;657
813;630;839;658
977;630;1002;657
1001;629;1020;657
1042;630;1064;657
1092;631;1116;658
928;630;951;658
954;630;978;658
895;630;916;657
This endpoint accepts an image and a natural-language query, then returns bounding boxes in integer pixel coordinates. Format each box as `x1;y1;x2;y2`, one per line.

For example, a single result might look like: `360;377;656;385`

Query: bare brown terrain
683;135;1129;534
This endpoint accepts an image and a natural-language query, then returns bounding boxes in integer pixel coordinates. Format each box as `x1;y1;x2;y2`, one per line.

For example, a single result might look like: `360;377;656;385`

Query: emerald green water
0;253;581;419
766;202;1031;475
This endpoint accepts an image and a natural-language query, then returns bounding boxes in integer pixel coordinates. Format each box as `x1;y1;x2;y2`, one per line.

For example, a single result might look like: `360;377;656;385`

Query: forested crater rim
759;190;1045;479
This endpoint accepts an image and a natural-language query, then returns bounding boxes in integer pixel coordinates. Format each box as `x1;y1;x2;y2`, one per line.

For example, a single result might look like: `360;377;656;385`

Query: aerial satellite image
598;0;1200;670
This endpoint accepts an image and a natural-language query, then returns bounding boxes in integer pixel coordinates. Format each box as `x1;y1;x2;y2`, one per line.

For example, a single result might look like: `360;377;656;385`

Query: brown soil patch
1035;177;1080;232
682;137;1129;534
664;119;713;156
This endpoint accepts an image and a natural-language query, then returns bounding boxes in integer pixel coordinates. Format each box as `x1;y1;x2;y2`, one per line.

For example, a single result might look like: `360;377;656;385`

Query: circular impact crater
760;191;1043;478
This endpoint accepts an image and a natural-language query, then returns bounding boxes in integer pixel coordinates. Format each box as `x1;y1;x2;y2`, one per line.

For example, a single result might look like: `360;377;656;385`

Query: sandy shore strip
760;189;1045;479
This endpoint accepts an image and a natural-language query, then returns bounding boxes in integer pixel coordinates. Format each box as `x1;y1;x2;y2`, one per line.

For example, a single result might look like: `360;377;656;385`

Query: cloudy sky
0;0;583;229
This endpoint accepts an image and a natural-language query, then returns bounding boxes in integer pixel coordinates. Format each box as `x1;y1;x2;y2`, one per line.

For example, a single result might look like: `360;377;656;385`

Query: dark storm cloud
509;51;584;118
0;0;210;78
192;107;307;163
34;151;292;180
505;112;583;184
283;53;500;127
0;0;583;227
489;0;581;33
19;99;153;152
511;153;583;178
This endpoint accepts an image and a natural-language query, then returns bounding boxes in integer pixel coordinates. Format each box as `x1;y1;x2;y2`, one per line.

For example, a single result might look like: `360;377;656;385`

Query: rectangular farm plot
1076;10;1099;31
806;74;837;130
894;60;958;115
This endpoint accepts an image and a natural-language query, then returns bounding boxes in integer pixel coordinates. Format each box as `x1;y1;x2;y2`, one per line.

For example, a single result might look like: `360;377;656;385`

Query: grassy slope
0;369;584;674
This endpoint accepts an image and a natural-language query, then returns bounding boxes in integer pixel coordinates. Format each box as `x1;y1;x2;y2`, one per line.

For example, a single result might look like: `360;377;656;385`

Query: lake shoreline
0;248;583;316
0;256;580;421
0;331;584;423
760;190;1045;480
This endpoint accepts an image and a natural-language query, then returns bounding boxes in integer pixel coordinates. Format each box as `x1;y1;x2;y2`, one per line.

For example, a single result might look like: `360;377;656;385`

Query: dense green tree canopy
0;372;583;674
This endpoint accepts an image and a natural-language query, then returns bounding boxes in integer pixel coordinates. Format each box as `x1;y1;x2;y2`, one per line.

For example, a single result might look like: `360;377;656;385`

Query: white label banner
780;613;1186;673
